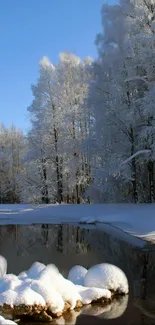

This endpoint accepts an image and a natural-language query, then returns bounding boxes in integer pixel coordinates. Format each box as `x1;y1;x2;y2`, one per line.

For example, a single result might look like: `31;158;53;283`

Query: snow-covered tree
86;0;155;203
0;124;24;203
25;53;93;203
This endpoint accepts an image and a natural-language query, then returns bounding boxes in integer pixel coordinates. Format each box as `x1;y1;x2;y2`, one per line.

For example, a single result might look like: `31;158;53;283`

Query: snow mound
26;261;46;279
31;280;64;313
54;274;81;309
14;287;46;306
84;263;128;294
0;274;22;293
77;285;111;304
68;265;87;285
0;289;18;307
0;315;17;325
0;256;128;321
18;271;28;280
38;263;59;282
0;256;7;278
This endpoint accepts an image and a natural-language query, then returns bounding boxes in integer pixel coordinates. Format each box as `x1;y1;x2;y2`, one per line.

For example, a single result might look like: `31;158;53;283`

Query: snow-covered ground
0;204;155;243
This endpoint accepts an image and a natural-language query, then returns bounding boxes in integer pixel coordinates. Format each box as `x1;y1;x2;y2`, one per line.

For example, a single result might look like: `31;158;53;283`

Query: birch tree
87;0;155;203
0;124;24;203
26;53;92;203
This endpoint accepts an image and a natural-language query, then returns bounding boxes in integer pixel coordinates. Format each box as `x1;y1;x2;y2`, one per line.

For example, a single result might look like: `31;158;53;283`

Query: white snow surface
25;261;46;279
0;257;128;315
0;315;17;325
0;274;22;293
0;203;155;243
0;256;7;278
76;285;111;304
84;263;129;294
68;265;87;286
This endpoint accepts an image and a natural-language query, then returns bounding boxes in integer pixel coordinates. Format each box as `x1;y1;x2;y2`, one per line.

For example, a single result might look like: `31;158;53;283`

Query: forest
1;0;155;204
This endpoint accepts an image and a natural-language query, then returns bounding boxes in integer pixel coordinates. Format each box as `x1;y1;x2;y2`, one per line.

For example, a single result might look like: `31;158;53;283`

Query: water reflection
51;296;129;325
0;224;155;324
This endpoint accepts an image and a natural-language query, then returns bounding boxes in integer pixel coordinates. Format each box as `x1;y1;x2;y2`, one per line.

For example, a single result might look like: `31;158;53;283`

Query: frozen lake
1;203;155;244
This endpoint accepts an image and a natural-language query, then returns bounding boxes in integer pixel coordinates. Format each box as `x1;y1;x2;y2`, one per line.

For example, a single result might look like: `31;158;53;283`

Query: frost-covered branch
120;150;151;167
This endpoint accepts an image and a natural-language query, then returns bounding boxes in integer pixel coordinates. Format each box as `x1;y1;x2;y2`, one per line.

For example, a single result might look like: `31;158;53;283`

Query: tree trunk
147;116;155;202
52;104;63;203
130;127;138;203
57;225;63;252
55;153;63;203
148;160;155;202
41;158;49;204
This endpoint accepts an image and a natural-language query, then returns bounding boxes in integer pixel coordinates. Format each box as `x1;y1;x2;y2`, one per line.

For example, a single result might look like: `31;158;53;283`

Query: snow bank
0;255;128;322
78;204;155;243
0;203;155;244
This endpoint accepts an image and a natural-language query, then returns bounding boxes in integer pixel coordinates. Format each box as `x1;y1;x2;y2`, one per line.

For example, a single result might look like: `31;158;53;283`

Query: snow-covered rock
0;256;128;321
77;285;111;304
0;289;18;307
68;265;87;286
26;261;46;279
14;287;46;306
31;280;64;314
84;264;128;294
37;263;60;283
0;274;22;293
54;274;81;309
18;271;27;280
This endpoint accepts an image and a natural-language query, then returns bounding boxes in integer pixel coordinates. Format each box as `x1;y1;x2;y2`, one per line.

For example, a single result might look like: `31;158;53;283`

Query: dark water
0;224;155;324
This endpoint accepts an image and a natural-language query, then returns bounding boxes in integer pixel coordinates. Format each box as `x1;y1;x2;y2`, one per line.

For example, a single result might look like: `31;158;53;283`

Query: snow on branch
120;150;151;167
124;76;149;84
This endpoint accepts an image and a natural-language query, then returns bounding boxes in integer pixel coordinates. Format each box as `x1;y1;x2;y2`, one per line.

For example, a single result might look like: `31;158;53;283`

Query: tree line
1;0;155;203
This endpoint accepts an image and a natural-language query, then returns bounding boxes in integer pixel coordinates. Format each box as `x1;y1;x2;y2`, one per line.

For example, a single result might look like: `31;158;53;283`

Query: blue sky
0;0;114;133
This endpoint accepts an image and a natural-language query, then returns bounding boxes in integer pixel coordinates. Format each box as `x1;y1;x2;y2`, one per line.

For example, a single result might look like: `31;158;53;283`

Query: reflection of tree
56;225;91;255
57;225;63;252
1;222;155;310
15;225;19;242
142;253;149;300
41;224;49;247
75;228;90;253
